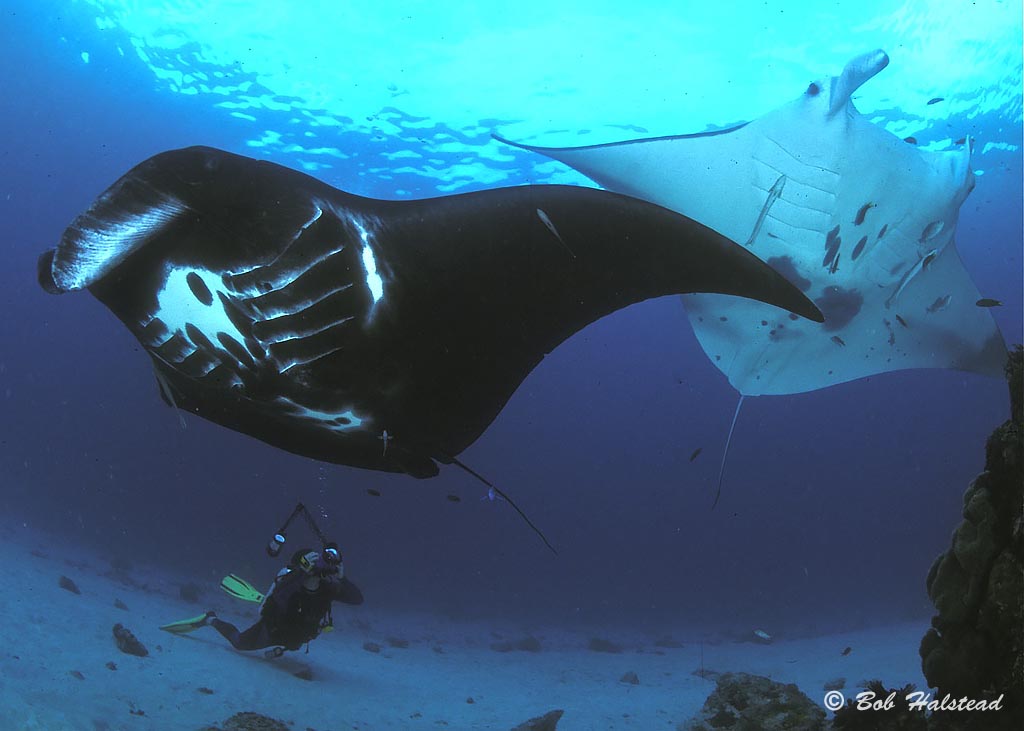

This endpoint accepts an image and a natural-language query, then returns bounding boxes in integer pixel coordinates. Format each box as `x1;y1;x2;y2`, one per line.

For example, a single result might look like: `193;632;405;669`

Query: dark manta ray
38;146;821;549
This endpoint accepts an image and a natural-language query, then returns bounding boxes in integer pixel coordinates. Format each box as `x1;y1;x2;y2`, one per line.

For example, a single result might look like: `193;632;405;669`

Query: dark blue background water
2;5;1020;637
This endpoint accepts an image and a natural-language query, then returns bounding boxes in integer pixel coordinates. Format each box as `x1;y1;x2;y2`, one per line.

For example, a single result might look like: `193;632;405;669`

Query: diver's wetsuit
211;569;363;652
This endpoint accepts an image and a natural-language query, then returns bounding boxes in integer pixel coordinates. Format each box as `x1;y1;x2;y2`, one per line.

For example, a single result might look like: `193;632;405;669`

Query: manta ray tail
447;456;557;555
711;395;746;510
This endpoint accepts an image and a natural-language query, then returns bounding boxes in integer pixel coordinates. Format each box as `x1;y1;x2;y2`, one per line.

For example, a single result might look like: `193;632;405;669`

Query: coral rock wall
920;346;1023;728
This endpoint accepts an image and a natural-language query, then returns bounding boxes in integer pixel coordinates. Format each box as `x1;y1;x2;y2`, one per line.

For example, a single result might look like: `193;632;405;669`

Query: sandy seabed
0;524;927;730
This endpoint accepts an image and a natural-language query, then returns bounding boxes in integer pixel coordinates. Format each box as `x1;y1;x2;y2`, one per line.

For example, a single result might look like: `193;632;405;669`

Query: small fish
480;487;506;502
853;202;875;226
887;249;938;308
536;208;575;258
446;494;461;503
745;174;787;247
366;488;381;497
822;225;841;269
824;224;840;247
831;336;846;347
919;221;944;243
841;646;852;656
689;447;703;463
895;314;908;328
753;629;772;643
927;97;944;105
851;235;868;260
378;429;392;456
976;298;1002;308
822;244;839;269
828;252;840;275
927;295;952;313
954;137;966;145
903;136;917;144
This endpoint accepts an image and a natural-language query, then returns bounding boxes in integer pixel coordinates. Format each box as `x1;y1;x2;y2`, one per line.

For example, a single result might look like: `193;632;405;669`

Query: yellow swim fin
159;612;213;634
220;574;264;603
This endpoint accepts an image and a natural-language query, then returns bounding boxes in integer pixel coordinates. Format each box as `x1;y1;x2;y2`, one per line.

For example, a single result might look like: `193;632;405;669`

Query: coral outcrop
680;672;825;730
920;345;1023;730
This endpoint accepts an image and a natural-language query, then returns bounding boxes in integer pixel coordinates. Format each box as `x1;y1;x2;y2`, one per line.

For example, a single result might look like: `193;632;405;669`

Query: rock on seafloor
112;623;148;657
680;672;825;731
511;709;564;731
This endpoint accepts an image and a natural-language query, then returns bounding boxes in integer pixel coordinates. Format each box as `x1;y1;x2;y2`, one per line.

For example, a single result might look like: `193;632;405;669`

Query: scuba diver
160;503;363;657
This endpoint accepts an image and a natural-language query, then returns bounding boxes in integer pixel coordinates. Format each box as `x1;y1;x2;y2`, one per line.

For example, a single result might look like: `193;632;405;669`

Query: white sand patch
0;521;928;730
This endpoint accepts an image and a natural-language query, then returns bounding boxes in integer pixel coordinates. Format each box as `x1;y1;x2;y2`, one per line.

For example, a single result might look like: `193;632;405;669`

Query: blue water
1;0;1021;644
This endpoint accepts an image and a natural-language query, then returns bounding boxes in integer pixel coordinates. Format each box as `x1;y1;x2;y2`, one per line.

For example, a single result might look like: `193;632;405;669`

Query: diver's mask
323;542;344;579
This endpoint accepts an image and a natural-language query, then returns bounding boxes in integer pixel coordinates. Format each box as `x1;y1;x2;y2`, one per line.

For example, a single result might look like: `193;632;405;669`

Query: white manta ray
496;49;1007;505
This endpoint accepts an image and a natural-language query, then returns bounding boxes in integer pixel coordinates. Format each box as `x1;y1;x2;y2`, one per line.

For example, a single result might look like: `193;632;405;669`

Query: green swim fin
159;612;214;634
220;574;264;603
